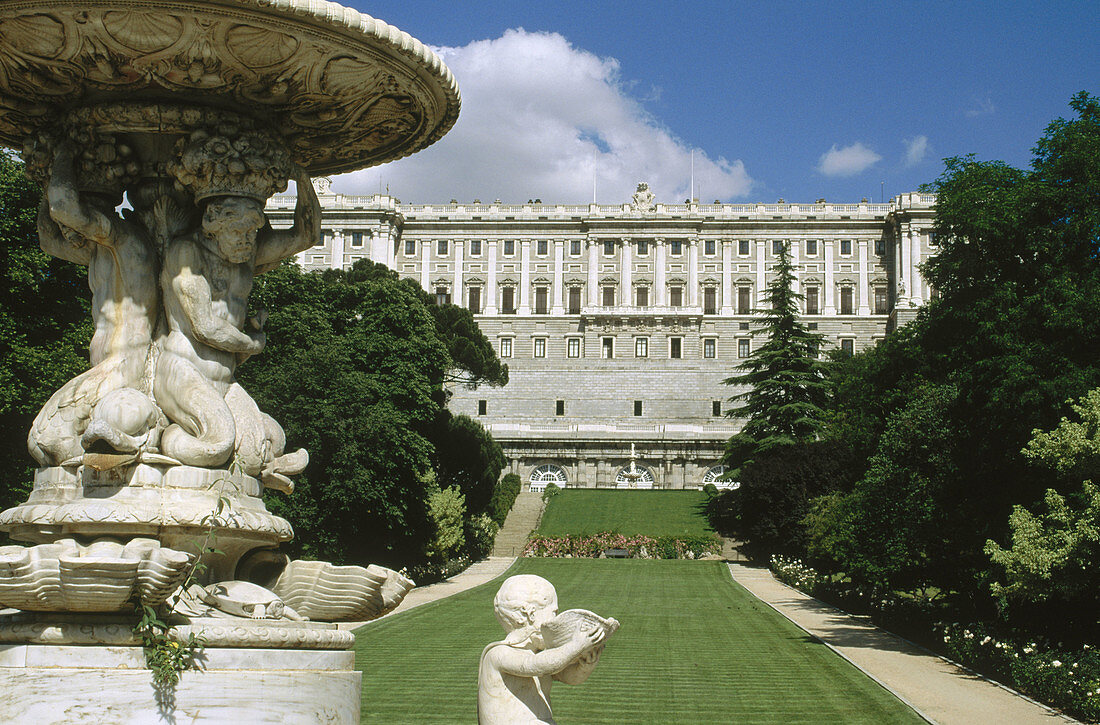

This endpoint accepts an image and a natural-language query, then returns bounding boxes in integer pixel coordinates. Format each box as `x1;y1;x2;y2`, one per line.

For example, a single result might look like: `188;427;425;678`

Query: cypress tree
722;242;830;474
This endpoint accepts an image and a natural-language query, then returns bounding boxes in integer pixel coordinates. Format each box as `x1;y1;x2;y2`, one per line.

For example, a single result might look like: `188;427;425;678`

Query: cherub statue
478;575;616;724
155;126;319;488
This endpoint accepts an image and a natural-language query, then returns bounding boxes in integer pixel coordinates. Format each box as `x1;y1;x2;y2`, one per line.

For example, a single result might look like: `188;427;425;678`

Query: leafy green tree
430;412;505;516
424;483;467;563
0;154;90;515
722;242;829;474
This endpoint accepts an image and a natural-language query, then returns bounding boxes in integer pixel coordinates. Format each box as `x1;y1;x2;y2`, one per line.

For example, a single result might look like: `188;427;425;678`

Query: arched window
615;465;655;489
529;464;567;492
703;465;740;490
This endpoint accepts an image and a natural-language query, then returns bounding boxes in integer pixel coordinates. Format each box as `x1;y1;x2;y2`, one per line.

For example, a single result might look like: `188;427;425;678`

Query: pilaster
552;239;565;314
485;240;498;314
519;239;531;314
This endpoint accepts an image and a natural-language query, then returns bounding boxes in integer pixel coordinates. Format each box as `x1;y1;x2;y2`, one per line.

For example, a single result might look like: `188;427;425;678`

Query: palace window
503;240;515;256
470;239;482;256
533;338;546;358
670;286;683;307
468;286;481;314
437;239;448;255
737;286;752;314
501;287;516;314
530;464;568;492
500;338;513;358
637;240;649;256
350;232;364;247
712;400;722;416
738;239;750;256
874;286;889;314
703;465;739;489
568;287;582;314
633;400;643;417
602;285;615;307
738;338;750;358
603;240;615;256
566;337;581;358
478;400;487;416
570;240;582;256
670;240;683;256
635;337;649;358
839;287;854;315
704;240;716;256
840;338;855;357
601;337;614;359
805;286;819;315
636;287;649;307
875;238;886;256
534;287;548;314
703;288;717;315
556;400;565;416
435;286;451;305
537;240;548;256
703;338;716;359
840;239;853;256
404;240;416;255
669;337;682;359
772;240;786;255
805;239;818;256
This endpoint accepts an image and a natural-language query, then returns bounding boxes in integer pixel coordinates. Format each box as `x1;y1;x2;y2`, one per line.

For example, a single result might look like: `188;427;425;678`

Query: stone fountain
0;1;459;721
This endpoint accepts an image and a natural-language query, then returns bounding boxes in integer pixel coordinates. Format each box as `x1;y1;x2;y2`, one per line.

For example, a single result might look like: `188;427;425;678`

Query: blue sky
336;1;1099;205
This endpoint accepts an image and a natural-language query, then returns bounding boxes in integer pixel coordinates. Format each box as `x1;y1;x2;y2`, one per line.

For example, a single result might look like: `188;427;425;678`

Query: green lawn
354;559;924;724
535;489;714;536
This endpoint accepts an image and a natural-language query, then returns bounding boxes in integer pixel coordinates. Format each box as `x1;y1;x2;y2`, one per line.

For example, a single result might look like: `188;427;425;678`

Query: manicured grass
354;559;924;724
535;489;714;536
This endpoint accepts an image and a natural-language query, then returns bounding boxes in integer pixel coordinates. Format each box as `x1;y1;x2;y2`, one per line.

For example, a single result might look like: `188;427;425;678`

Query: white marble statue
27;140;158;466
478;575;616;725
155;127;319;488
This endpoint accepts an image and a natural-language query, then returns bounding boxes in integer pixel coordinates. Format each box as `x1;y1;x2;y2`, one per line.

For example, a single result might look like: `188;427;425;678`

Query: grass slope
355;559;923;724
536;489;713;537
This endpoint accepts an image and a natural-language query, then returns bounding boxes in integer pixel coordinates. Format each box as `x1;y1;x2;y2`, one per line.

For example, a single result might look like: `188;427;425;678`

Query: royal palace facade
268;182;936;491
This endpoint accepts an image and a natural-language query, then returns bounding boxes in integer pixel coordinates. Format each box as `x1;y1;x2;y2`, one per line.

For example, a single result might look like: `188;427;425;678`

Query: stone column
620;238;632;307
453;239;464;308
720;240;733;315
755;239;767;308
385;227;397;269
655;238;667;306
420;239;430;291
486;240;498;314
857;240;871;315
823;240;836;315
587;238;599;307
910;229;924;304
331;229;345;270
899;226;912;304
688;238;699;307
519;239;531;314
552;239;565;314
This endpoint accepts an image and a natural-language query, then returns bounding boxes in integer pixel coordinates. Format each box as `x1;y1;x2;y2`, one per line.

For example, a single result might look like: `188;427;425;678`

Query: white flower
1053;660;1063;667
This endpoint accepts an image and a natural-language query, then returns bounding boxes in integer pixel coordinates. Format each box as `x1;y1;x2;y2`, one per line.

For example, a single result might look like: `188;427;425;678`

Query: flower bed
524;532;721;559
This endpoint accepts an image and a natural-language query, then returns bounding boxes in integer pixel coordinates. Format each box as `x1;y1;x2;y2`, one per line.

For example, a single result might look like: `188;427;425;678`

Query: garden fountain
0;0;459;721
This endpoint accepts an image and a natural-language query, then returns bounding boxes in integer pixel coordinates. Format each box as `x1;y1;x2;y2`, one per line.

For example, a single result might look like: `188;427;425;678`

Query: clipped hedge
488;473;522;526
524;532;721;559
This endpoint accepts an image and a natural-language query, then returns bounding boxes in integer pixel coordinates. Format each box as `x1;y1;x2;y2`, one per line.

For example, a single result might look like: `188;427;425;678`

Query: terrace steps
491;492;544;557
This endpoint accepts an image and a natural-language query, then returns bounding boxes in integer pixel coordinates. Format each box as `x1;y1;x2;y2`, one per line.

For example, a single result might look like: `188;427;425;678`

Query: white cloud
965;96;996;118
331;29;752;203
903;135;929;167
816;142;882;177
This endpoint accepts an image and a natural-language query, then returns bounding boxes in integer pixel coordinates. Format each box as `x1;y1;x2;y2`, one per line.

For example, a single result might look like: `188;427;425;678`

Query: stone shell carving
271;559;414;622
0;0;461;174
540;609;621;649
0;538;194;612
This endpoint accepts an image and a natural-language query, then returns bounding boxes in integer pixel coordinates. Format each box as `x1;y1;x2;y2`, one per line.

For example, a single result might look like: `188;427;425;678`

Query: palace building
267;182;935;492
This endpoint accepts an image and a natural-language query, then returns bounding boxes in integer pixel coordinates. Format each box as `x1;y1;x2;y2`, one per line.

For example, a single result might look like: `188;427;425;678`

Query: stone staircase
491;492;545;557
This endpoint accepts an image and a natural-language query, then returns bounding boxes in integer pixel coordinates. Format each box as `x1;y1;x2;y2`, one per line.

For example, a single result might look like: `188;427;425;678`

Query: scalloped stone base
0;643;361;724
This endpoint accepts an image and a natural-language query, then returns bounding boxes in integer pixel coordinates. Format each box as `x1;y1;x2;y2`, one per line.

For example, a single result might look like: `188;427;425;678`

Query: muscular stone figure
27;144;158;466
155;150;319;485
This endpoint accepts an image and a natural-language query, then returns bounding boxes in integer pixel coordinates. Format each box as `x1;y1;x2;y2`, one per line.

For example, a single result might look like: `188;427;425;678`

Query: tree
0;154;90;516
722;242;829;475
